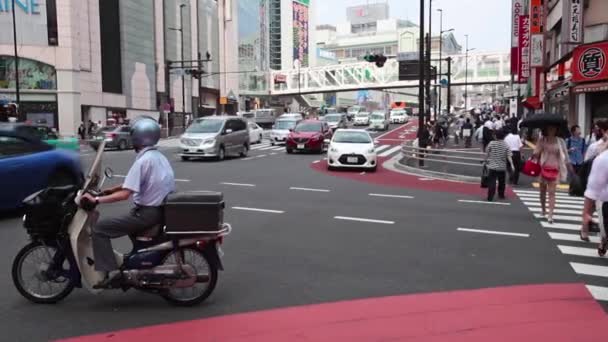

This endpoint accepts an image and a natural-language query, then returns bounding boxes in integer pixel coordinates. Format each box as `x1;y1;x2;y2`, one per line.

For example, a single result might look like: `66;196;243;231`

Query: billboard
518;15;530;83
572;41;608;83
0;0;50;46
293;1;309;67
511;0;525;76
569;0;583;43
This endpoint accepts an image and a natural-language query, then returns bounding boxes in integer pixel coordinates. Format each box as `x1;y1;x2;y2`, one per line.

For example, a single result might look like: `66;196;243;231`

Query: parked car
390;109;409;124
286;120;332;154
89;125;133;151
279;113;304;121
353;112;370;126
324;113;348;131
270;119;299;146
9;124;79;151
248;121;264;144
327;129;377;172
369;112;390;131
179;116;249;161
253;108;277;128
0;124;82;211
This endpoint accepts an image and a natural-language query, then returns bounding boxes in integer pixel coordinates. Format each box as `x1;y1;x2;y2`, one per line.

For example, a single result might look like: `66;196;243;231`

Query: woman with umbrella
523;113;573;223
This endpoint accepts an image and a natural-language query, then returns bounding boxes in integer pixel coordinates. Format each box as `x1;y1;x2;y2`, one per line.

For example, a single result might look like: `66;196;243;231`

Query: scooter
11;141;231;306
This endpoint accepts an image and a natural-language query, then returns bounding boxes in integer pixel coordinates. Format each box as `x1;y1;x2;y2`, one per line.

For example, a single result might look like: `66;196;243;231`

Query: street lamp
170;4;187;116
464;34;475;109
437;8;453;114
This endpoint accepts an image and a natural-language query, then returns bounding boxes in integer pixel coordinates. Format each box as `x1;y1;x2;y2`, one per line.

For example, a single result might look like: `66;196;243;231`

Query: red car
286;120;332;154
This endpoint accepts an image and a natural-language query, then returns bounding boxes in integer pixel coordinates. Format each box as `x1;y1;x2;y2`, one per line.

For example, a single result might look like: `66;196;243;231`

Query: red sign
530;0;543;33
518;15;530;83
572;41;608;83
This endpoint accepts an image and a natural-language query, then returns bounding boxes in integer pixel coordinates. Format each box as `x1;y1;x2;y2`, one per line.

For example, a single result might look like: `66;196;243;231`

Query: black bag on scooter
164;192;225;235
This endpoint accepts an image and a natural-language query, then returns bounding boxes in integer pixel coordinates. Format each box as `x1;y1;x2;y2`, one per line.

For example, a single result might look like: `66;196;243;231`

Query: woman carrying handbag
533;125;572;223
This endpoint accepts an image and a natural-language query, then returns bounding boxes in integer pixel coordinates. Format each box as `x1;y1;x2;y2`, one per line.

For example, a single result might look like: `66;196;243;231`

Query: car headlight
180;138;187;144
202;138;215;145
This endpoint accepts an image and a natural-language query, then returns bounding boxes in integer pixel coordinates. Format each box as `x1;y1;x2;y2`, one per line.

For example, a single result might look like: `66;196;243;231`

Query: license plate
297;144;305;149
189;148;198;153
347;157;358;163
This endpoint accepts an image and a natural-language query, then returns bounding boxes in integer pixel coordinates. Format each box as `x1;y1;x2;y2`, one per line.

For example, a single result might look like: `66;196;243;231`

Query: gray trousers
92;206;163;272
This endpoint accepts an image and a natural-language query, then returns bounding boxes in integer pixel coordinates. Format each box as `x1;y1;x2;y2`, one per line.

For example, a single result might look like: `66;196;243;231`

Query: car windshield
186;119;223;133
371;114;384;120
333;131;372;144
325;115;341;122
275;120;297;130
355;113;369;117
295;122;322;132
391;111;405;116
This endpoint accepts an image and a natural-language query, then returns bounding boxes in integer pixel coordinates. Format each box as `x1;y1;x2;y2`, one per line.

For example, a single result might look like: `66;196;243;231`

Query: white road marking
242;157;254;161
259;145;278;150
418;178;433;181
251;144;271;150
271;147;285;151
256;154;267;158
514;190;575;199
528;207;582;215
368;193;414;199
548;232;600;243
334;216;395;225
360;172;366;175
558;245;602;258
374;145;391;153
517;196;584;204
523;201;583;210
270;152;278;155
115;175;189;182
312;160;321;164
289;187;330;193
374;123;411;140
570;262;608;278
231;206;284;214
378;145;402;157
458;200;511;206
540;221;581;231
457;227;529;238
220;182;256;187
585;285;608;301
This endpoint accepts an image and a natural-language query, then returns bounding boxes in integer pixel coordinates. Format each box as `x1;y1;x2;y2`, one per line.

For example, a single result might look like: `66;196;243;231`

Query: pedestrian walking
583;149;608;249
485;130;514;201
505;128;523;185
462;118;474;148
585;119;608;161
78;122;86;140
533;125;571;223
567;125;586;173
418;123;431;167
482;120;494;152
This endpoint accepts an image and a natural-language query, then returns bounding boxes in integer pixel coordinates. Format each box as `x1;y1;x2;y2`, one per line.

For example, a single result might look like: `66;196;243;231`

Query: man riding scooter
81;117;175;288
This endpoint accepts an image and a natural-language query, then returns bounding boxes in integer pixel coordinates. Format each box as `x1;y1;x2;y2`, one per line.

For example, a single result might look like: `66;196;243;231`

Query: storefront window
0;56;56;90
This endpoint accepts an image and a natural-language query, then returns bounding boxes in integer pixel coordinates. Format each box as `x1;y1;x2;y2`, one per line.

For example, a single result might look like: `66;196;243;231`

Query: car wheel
118;140;127;150
181;156;190;161
271;141;275;146
240;144;249;157
217;146;226;161
286;148;293;154
258;134;263;144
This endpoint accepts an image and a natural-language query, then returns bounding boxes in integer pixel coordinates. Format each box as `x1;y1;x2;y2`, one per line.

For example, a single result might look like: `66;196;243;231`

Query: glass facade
238;0;269;92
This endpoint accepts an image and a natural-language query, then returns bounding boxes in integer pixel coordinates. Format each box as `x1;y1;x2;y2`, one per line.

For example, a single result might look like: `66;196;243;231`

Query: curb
383;157;479;184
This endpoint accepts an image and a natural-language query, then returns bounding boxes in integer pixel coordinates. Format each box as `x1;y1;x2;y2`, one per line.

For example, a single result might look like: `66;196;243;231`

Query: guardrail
401;144;486;166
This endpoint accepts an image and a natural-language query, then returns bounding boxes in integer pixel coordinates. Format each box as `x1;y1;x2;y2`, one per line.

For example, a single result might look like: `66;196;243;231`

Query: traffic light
363;54;388;68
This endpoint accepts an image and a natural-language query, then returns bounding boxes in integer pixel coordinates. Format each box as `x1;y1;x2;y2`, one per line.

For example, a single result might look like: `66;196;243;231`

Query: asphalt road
0;123;596;341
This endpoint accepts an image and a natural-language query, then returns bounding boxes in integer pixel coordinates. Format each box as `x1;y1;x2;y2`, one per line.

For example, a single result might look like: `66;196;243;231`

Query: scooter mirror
104;167;114;179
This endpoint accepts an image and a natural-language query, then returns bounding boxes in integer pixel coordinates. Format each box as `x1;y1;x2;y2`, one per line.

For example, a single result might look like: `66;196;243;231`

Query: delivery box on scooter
164;191;224;234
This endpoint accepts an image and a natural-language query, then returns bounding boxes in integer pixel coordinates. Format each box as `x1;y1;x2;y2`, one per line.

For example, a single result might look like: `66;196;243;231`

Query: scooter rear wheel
160;247;218;306
12;242;75;304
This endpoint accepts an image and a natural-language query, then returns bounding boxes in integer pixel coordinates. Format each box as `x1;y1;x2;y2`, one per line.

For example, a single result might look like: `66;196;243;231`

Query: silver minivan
179;116;250;161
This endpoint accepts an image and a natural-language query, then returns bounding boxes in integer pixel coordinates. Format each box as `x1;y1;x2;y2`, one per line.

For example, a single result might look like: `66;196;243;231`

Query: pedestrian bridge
240;51;510;97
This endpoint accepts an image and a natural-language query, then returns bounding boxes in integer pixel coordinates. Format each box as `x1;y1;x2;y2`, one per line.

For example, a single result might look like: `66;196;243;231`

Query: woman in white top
584;149;608;254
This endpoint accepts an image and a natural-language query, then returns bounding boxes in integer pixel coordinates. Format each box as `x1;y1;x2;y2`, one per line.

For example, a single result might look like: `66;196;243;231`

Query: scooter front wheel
160;247;218;306
12;242;75;304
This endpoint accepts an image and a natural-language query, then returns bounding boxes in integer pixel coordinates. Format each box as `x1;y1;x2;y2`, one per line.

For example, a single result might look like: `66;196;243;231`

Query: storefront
571;40;608;135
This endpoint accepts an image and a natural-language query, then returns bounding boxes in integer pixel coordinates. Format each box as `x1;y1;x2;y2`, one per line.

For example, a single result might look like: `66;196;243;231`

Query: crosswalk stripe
548;232;601;243
259;145;278;150
558;245;601;258
528;207;583;215
251;144;271;150
585;285;608;301
374;145;391;153
540;221;581;231
516;196;584;204
514;190;575;199
570;262;608;278
378;145;402;157
522;201;583;210
271;147;285;151
534;214;597;222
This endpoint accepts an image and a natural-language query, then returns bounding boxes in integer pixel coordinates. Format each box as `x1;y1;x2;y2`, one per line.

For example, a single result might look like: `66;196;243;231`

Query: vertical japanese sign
518;15;531;83
530;0;543;33
569;0;583;43
293;1;309;67
511;0;524;76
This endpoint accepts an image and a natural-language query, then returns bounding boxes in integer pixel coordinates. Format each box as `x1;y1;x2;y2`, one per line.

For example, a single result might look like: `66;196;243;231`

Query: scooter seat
134;224;162;241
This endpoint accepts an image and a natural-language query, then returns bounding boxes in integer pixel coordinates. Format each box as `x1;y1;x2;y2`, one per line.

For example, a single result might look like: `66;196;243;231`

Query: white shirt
484;121;493;129
494;120;504;131
504;133;523;151
123;147;175;206
585;150;608;202
585;139;607;161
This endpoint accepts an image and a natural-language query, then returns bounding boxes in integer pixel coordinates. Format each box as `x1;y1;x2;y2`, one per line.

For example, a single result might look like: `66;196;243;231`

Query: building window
99;0;122;94
46;0;58;45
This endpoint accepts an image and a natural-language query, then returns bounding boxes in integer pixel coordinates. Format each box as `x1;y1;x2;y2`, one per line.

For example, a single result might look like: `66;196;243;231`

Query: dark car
0;124;82;211
286;120;332;154
89;125;133;151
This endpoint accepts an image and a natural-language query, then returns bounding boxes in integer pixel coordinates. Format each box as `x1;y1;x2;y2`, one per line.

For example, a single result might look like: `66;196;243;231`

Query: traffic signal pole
418;0;425;138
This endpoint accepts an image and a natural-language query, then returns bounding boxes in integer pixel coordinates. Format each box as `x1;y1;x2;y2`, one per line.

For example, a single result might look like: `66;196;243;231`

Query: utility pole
464;35;475;110
11;0;21;121
426;0;432;121
417;0;425;137
437;8;443;116
179;4;186;117
197;51;202;117
446;57;452;113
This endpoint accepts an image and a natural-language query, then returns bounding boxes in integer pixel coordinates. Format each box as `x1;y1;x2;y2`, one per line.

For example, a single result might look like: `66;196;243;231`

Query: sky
315;0;511;52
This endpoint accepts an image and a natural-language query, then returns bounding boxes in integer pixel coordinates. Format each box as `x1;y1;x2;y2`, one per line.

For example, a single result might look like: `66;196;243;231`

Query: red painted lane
59;283;606;342
312;158;514;197
375;120;418;145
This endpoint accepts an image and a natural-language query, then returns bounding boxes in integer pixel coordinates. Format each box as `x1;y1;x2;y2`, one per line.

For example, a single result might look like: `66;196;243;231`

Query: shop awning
573;82;608;94
522;96;542;110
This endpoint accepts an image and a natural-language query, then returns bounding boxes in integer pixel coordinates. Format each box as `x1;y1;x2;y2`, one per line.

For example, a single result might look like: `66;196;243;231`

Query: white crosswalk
514;189;608;302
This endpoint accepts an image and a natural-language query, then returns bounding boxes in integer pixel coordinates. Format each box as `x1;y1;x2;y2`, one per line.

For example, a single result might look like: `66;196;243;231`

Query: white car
353;112;370;126
270;119;298;145
279;113;304;121
327;129;377;172
248;121;264;144
390;110;408;124
369;112;389;131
